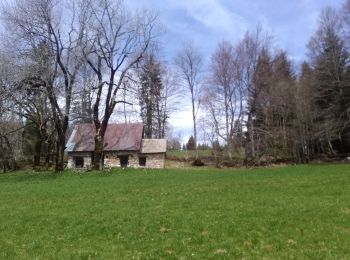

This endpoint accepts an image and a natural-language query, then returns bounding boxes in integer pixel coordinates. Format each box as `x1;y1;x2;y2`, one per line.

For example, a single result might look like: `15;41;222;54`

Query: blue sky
128;0;345;141
129;0;344;65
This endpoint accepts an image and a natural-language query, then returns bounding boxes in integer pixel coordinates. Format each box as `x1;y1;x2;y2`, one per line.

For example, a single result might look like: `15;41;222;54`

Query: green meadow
0;165;349;259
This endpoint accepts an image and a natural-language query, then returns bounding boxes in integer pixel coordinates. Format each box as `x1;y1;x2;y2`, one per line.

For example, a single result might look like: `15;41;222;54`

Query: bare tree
2;0;86;171
0;40;57;168
159;63;182;138
0;53;23;172
238;28;272;163
209;41;245;159
82;0;159;170
200;92;222;166
175;42;203;158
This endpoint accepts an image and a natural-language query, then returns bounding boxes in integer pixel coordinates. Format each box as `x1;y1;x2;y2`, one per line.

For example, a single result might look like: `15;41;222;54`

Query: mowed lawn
0;165;349;259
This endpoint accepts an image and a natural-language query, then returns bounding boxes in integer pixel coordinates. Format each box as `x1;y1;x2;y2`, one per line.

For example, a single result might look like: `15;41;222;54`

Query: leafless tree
0;52;23;171
174;42;203;158
0;41;56;168
209;41;245;159
2;0;87;171
200;92;221;166
159;63;182;137
14;76;58;168
82;0;159;169
239;27;272;162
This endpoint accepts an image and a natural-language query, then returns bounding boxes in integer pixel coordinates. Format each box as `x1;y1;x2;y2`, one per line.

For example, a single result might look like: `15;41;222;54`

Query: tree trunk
93;134;104;170
193;113;198;159
192;94;198;159
0;138;4;173
55;137;65;172
45;140;52;169
145;103;153;138
2;135;17;172
33;138;42;169
54;116;68;172
224;92;232;160
245;115;256;163
226;135;232;160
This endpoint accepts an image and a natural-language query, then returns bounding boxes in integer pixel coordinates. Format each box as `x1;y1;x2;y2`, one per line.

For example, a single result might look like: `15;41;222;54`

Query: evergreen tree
308;7;350;153
246;48;274;159
270;51;296;156
71;86;93;125
186;136;196;150
138;54;164;138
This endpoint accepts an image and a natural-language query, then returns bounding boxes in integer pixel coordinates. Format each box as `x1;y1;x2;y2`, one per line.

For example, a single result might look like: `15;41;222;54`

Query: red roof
66;123;144;152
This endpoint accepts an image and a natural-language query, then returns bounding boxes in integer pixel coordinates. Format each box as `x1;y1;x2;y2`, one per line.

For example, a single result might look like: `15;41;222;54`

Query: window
139;157;146;167
119;155;129;168
74;157;84;168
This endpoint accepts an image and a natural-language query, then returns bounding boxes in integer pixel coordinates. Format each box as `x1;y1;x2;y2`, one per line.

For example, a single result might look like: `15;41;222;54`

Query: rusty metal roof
65;123;144;152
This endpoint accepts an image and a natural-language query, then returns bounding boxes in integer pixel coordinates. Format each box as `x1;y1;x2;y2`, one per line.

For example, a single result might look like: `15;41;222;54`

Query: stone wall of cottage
104;152;139;168
142;153;165;168
104;152;165;169
68;152;165;169
67;152;92;169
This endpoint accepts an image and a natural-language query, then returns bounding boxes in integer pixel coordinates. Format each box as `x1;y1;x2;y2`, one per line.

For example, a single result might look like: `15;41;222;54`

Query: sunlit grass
0;165;349;258
166;149;213;158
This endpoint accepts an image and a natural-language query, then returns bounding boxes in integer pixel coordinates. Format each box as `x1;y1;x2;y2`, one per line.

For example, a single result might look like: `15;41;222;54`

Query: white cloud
170;106;193;129
168;0;247;33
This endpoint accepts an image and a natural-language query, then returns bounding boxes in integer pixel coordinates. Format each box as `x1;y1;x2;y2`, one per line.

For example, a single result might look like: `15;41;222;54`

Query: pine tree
138;54;164;138
246;48;274;160
186;136;196;150
308;7;350;153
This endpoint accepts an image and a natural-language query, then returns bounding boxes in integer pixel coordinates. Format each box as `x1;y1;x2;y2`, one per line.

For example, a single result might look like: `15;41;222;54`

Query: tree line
199;4;350;165
1;0;350;172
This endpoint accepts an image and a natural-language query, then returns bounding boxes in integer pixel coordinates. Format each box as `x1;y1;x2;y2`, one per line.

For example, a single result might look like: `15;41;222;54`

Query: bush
186;136;196;150
191;159;205;167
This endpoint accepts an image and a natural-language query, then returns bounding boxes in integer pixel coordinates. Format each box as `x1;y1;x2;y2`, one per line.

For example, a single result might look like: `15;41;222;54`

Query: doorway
74;157;84;168
119;155;129;168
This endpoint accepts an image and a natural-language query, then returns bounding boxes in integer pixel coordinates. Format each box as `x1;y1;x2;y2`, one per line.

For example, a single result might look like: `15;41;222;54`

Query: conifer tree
139;54;164;138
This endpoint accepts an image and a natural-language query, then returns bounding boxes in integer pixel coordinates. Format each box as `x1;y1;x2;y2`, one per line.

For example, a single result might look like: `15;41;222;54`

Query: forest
1;0;350;172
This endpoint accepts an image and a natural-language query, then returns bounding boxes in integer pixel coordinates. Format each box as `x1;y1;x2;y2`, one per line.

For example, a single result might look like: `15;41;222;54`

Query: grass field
0;165;349;259
166;149;213;159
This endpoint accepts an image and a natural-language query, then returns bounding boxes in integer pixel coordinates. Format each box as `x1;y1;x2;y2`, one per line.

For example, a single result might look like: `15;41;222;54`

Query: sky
128;0;344;63
127;0;345;141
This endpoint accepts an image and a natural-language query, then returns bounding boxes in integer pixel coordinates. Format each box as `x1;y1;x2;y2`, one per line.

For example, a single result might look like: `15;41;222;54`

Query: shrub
192;159;205;167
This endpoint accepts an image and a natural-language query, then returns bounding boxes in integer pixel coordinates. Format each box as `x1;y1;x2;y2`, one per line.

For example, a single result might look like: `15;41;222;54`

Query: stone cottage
65;123;166;169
